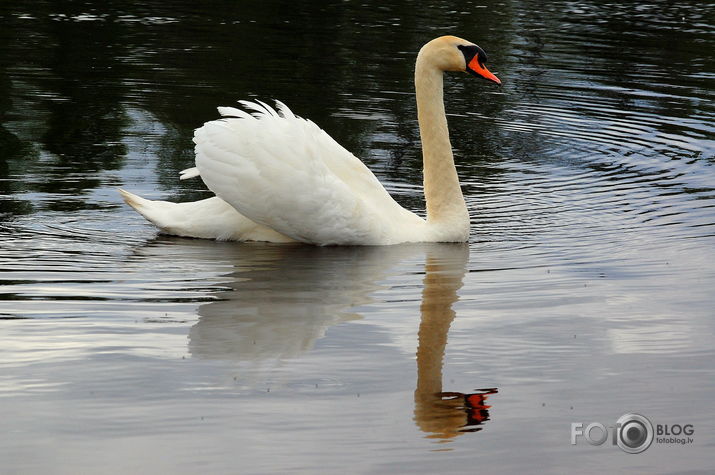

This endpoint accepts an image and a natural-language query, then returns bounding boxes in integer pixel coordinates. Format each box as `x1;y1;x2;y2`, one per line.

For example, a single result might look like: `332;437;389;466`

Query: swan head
419;35;501;85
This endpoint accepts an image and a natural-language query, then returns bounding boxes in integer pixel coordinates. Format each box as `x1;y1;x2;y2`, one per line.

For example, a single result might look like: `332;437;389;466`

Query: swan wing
193;101;423;245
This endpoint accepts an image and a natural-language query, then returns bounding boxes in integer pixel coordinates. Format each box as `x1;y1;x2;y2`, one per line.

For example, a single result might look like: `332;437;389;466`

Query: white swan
120;35;501;245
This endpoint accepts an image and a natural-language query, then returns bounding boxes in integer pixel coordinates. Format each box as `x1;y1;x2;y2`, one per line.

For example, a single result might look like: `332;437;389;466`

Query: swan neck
415;57;468;232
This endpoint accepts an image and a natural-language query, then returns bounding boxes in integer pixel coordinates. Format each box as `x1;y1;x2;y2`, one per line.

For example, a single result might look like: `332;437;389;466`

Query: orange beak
467;55;501;85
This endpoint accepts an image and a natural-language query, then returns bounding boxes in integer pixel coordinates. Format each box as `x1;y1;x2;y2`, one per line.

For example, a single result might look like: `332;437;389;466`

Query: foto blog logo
571;413;694;454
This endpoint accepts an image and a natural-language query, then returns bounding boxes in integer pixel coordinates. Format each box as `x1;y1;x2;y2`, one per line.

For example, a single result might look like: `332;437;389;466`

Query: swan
120;35;501;245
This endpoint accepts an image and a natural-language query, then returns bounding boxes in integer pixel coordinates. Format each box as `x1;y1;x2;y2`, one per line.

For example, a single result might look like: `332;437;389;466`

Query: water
1;1;714;473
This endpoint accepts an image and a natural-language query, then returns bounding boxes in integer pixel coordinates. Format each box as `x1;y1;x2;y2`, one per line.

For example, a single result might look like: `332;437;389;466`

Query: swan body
120;35;500;246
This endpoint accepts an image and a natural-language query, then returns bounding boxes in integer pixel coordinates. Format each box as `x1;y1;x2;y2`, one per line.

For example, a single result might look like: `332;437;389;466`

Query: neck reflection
414;245;497;440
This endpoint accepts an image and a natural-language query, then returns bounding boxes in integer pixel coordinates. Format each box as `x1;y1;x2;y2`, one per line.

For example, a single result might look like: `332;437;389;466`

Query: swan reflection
414;246;497;440
187;243;424;361
183;241;496;440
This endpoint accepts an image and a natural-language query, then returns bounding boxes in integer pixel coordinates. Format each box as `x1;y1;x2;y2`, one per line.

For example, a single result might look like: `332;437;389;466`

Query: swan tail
117;188;294;242
119;188;186;234
119;188;155;215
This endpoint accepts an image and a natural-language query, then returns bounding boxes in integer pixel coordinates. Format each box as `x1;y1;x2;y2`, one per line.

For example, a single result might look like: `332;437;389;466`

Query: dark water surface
1;1;714;473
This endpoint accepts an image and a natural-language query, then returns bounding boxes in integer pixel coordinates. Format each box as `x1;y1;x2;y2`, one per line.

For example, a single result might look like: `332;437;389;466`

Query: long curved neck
415;55;469;229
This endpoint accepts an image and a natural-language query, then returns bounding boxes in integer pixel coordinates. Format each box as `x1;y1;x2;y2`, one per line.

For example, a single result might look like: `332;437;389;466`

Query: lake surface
1;1;714;473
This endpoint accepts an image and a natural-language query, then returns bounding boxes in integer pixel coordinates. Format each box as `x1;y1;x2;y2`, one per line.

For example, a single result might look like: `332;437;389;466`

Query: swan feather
179;167;200;180
193;101;425;245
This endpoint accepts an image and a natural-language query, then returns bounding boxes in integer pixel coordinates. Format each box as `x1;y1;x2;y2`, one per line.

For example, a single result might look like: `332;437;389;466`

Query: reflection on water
413;245;497;440
1;0;714;473
188;245;421;362
186;242;497;442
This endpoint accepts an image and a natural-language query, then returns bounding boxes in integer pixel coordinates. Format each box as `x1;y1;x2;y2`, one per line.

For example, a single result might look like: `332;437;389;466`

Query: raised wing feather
193;101;423;245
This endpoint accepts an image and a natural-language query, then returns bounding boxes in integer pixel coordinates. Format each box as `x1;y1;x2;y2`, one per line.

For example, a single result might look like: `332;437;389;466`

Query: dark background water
1;1;714;474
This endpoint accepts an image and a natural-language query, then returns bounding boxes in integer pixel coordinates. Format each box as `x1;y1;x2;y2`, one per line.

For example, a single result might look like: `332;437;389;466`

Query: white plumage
120;36;501;246
193;101;425;245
